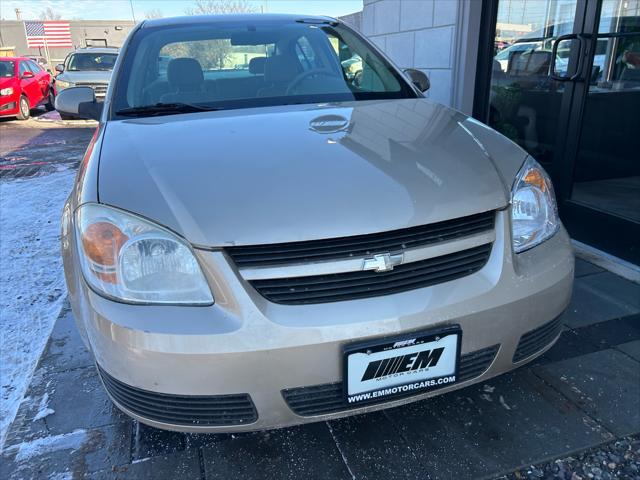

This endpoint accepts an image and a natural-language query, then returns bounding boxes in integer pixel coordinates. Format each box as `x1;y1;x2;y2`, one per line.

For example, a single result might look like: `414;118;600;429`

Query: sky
0;0;363;21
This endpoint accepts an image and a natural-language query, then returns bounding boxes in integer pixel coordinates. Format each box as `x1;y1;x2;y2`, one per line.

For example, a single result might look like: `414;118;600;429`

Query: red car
0;57;55;120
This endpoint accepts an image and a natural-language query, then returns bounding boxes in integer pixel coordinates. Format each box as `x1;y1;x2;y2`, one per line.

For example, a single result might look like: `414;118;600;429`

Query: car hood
58;70;112;83
98;99;521;247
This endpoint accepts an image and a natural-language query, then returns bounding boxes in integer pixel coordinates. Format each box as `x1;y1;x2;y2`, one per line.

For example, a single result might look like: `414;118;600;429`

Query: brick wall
362;0;477;110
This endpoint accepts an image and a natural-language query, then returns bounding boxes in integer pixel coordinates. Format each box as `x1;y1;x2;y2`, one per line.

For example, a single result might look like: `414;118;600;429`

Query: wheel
59;113;76;120
45;90;55;111
17;96;31;120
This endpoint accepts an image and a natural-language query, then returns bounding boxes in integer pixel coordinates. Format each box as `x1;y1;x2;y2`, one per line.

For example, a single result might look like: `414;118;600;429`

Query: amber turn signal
523;168;547;192
81;222;129;282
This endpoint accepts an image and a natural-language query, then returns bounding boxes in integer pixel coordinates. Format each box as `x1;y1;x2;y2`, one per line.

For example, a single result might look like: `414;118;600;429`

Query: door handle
550;33;587;81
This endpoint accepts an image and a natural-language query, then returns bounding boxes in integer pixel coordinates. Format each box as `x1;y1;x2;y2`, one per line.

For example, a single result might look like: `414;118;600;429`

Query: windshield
0;61;15;78
66;53;118;71
111;19;417;118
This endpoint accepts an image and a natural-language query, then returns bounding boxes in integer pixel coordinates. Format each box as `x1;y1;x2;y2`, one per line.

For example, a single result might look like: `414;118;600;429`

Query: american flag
24;21;73;48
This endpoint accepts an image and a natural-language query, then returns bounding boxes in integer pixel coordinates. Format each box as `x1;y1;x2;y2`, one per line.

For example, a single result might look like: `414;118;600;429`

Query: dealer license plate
344;327;461;405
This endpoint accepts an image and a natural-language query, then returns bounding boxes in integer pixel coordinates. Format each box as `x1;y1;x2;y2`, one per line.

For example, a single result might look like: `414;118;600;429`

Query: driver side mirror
21;70;34;79
404;69;430;92
55;86;103;121
55;64;65;73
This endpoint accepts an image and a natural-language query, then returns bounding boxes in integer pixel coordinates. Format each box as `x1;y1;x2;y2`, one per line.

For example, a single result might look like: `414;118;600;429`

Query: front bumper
0;95;19;116
65;211;574;432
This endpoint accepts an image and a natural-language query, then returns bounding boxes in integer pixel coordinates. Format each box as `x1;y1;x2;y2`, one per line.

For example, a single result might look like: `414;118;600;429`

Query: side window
19;62;30;76
27;61;43;73
325;32;369;88
295;36;318;71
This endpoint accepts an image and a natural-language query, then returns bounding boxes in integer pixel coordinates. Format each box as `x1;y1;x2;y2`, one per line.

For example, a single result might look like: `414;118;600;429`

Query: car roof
141;13;337;29
70;47;119;54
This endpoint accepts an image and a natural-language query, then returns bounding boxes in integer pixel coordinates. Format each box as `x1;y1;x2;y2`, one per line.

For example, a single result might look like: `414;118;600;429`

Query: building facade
0;20;135;64
362;0;640;264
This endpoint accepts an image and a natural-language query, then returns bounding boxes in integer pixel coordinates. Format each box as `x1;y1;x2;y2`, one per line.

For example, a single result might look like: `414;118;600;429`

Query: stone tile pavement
2;259;639;479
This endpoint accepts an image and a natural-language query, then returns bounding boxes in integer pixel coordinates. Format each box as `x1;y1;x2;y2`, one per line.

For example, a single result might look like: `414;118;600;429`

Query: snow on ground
5;428;88;462
0;167;77;449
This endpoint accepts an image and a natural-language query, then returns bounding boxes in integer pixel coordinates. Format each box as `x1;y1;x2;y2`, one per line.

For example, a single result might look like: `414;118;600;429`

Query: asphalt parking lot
1;117;639;480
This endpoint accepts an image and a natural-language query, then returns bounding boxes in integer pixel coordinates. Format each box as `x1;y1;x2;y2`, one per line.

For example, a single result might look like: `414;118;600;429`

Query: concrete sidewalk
2;258;639;479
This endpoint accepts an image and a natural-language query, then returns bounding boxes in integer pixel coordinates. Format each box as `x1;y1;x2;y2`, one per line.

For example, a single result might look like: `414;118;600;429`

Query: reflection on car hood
98;99;524;247
57;70;112;83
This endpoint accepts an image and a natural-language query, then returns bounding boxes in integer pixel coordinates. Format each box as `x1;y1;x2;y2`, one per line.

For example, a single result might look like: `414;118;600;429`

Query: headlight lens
55;79;72;89
75;204;213;305
0;87;13;96
511;156;560;253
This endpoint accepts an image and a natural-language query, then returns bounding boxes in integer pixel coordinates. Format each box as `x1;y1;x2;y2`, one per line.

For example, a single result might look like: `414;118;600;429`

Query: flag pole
43;36;52;72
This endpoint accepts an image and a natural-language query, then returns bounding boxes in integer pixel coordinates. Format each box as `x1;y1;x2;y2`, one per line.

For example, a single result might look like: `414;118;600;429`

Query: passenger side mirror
21;70;34;79
55;64;65;73
404;69;430;92
55;86;103;121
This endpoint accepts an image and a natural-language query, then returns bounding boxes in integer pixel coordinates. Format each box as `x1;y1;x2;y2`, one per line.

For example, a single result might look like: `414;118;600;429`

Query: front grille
227;211;495;268
250;244;492;305
513;316;562;362
97;365;257;426
283;344;499;417
76;82;108;97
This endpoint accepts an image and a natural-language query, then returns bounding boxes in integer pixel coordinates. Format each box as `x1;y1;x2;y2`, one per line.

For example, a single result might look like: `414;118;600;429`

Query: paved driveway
3;266;639;479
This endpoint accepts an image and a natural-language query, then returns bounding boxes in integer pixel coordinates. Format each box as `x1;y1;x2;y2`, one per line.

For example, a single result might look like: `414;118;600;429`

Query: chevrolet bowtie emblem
362;252;404;272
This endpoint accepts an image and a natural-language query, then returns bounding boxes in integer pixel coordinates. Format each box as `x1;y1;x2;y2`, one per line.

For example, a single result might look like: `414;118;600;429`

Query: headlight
55;79;72;89
0;87;13;96
75;203;213;305
511;156;560;253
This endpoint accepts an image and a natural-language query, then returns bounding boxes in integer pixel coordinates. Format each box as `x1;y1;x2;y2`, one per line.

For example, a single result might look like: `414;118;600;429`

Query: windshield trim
108;19;419;120
112;92;413;120
66;52;118;72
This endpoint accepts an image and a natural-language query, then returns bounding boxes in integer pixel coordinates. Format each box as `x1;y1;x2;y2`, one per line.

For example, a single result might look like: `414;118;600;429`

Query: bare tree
185;0;255;15
144;9;163;19
179;0;257;69
39;7;61;20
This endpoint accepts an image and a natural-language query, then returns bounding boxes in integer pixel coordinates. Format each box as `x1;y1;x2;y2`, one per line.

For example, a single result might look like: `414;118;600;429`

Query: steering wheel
285;69;339;95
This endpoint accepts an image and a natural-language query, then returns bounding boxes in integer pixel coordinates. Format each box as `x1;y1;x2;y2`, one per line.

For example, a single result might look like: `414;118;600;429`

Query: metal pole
129;0;137;22
43;37;52;72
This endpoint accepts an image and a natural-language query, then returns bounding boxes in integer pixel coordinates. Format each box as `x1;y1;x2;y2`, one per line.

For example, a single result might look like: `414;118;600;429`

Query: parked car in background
27;55;51;72
54;47;118;119
0;57;54;120
57;14;574;434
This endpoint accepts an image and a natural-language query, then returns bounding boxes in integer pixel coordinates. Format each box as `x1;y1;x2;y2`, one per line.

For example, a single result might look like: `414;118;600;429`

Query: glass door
479;0;640;263
485;0;584;171
559;0;640;263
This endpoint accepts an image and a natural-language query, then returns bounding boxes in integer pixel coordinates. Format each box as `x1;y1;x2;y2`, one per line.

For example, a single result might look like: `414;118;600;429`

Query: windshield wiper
115;102;224;117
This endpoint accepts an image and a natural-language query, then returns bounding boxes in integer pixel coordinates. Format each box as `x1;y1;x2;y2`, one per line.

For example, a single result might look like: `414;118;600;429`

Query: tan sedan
57;14;573;432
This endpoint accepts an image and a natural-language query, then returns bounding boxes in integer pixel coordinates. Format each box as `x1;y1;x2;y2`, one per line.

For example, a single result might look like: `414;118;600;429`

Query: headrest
249;56;266;74
167;58;204;90
264;55;299;83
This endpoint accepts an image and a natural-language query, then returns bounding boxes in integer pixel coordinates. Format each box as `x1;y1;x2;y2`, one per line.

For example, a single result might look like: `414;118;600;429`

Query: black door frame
473;0;640;264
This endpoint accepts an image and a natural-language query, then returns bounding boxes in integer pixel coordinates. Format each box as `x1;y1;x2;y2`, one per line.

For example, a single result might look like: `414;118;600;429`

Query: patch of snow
0;168;76;449
48;472;73;480
7;428;87;462
499;395;512;411
33;392;55;421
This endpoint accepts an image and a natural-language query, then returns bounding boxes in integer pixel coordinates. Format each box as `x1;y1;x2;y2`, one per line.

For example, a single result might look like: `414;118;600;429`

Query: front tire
17;96;31;120
45;90;55;112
